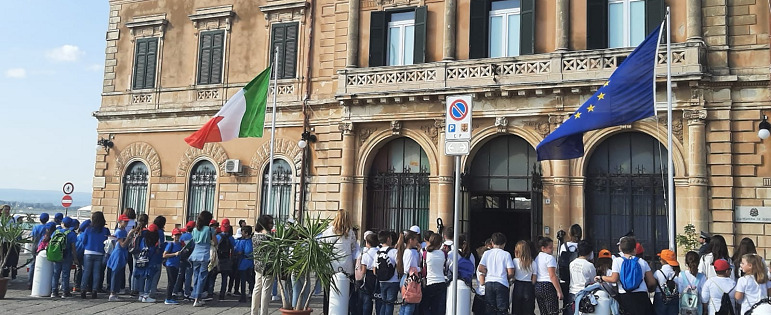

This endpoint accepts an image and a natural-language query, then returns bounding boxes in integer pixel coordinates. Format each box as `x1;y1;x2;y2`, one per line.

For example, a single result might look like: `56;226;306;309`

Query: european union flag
536;25;662;161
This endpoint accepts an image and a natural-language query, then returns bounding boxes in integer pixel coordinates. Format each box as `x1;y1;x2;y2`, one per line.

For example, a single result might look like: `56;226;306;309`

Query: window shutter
586;0;608;50
271;24;286;79
645;0;664;35
133;40;148;89
198;32;213;85
468;0;490;59
412;6;428;64
145;38;157;89
283;23;298;78
519;0;535;55
368;11;388;67
210;31;225;84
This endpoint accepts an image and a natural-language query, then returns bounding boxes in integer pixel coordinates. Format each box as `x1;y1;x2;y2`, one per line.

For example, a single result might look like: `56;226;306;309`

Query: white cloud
5;68;26;78
86;64;103;72
46;45;84;62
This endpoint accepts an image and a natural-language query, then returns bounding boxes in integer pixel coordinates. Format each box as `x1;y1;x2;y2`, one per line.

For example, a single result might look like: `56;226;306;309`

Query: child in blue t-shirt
163;228;184;305
28;213;49;289
106;215;134;301
51;217;78;298
133;224;161;303
74;220;90;292
234;225;254;303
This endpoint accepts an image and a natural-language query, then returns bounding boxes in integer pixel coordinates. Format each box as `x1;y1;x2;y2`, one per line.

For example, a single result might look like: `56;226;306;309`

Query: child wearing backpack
73;220;90;293
478;232;515;315
678;251;707;315
568;241;596;313
162;228;184;305
50;217;78;298
133;224;161;303
106;215;134;301
396;230;421;315
375;230;399;315
28;213;49;290
420;234;447;315
595;236;656;315
653;249;681;315
511;240;536;315
234;226;254;303
734;253;769;314
701;259;736;315
558;224;582;315
359;232;379;315
215;220;236;301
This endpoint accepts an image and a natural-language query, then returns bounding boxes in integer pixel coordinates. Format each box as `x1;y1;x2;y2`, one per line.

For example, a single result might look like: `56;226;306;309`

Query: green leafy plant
255;213;342;311
0;213;32;278
675;223;701;253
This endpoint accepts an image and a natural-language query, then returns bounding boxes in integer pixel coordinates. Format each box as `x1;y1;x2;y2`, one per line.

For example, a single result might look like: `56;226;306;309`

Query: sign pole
451;154;461;314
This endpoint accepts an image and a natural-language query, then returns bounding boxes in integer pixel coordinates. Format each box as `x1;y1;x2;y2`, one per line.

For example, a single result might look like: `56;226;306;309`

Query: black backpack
657;270;679;305
558;243;578;281
712;279;735;315
375;248;396;281
129;230;145;255
217;234;232;260
178;241;193;262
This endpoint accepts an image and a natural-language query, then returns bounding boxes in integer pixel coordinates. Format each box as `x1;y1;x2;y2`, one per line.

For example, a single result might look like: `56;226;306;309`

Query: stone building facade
94;0;771;258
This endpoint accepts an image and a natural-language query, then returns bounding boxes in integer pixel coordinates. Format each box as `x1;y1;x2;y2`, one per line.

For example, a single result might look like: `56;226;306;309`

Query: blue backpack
457;255;475;283
619;256;643;291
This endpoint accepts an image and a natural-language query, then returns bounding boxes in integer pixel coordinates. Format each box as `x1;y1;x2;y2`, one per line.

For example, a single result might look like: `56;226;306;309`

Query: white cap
363;230;375;239
409;225;421;234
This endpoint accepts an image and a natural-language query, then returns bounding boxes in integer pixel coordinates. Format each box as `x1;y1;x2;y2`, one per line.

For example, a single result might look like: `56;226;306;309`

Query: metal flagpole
666;7;676;252
451;155;460;315
266;47;280;216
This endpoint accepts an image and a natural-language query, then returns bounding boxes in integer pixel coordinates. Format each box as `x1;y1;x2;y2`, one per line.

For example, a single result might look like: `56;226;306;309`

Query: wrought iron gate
367;166;430;233
122;161;148;215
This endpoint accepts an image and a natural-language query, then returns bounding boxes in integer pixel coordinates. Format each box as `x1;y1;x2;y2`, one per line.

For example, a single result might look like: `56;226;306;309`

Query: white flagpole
266;47;279;217
666;7;676;252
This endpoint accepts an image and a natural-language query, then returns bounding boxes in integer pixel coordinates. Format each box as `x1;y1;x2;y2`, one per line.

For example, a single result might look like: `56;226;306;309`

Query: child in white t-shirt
478;232;515;314
568;241;596;313
701;258;736;315
735;253;770;314
511;240;537;315
534;237;562;315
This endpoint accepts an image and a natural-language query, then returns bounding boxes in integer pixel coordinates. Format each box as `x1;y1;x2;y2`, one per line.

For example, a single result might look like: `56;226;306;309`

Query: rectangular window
132;37;158;90
608;0;646;48
270;22;299;79
197;30;225;85
387;12;415;66
488;0;521;58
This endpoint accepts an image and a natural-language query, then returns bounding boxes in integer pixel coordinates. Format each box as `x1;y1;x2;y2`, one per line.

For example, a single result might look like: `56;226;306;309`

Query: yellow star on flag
588;105;595;112
574;112;582;119
604;81;610;87
597;92;605;100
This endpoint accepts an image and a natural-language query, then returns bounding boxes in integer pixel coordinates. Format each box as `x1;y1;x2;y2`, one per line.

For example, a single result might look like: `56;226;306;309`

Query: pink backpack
401;267;422;304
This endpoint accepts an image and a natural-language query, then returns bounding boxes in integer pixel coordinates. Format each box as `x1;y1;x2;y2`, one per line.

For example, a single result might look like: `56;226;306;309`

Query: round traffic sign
61;195;73;208
449;99;469;121
63;182;74;195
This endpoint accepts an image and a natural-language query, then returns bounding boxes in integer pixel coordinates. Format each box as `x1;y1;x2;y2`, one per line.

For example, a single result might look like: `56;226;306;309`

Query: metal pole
266;47;280;217
451;155;460;314
666;7;676;252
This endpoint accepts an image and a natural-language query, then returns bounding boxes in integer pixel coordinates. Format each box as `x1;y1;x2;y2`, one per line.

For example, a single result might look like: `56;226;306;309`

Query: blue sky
0;1;108;195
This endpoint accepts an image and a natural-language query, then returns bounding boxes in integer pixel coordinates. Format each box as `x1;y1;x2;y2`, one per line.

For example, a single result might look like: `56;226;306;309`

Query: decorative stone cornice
338;122;354;136
126;14;167;38
259;0;307;22
189;5;234;30
114;142;162;177
249;137;303;177
177;143;228;177
688;177;708;186
684;109;707;125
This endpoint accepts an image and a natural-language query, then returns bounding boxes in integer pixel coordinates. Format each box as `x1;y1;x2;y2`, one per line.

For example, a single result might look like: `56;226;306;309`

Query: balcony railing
336;42;705;99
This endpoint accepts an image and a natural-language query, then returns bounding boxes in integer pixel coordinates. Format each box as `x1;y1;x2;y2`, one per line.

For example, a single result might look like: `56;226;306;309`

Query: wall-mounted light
97;137;114;152
758;115;770;140
297;130;317;149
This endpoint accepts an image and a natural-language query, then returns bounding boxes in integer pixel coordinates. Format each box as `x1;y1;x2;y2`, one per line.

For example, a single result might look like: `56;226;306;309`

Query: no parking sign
445;95;472;155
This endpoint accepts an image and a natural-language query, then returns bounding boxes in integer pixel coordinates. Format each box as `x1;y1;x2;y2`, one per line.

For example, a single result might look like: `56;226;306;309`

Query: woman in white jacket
320;209;358;313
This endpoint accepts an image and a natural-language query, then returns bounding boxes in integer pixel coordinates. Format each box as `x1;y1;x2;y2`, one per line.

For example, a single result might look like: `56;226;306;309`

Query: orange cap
657;249;679;266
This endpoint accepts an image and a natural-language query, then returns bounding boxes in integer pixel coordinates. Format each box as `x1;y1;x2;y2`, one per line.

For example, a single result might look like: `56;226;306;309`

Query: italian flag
185;67;271;149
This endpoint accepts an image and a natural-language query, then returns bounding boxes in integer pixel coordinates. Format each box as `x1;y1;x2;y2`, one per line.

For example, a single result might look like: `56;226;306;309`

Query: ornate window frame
189;5;234;100
125;14;167;103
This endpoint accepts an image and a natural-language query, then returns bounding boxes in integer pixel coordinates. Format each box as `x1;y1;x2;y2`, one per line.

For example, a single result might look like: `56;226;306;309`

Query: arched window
367;138;430;233
261;159;294;223
187;160;217;222
122;161;148;215
585;132;669;259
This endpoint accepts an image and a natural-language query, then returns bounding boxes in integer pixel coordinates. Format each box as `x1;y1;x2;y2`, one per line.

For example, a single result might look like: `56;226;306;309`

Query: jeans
239;268;255;300
174;261;193;296
73;264;82;290
251;271;274;315
292;273;311;308
110;266;125;293
81;254;103;292
419;282;446;315
52;257;73;294
511;280;536;315
125;253;133;290
219;269;232;295
485;282;510;315
99;254;107;290
165;266;179;300
360;289;374;315
653;292;679;315
133;265;158;296
378;282;400;315
150;263;161;296
191;260;209;299
206;267;218;296
399;274;417;315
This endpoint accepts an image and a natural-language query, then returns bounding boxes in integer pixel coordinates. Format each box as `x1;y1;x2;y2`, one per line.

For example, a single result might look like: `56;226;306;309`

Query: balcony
336;42;705;101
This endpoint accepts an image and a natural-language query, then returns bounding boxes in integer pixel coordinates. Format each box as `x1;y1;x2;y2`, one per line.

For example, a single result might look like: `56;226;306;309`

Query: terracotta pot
279;308;313;315
0;277;8;299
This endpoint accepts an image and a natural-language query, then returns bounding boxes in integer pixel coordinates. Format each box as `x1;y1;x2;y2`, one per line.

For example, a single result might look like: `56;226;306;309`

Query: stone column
346;0;360;67
442;0;457;60
555;0;570;51
551;159;572;234
685;110;709;233
339;122;356;214
436;120;455;227
686;0;702;42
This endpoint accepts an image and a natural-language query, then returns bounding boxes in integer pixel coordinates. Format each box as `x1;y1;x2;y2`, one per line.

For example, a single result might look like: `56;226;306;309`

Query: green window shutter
645;0;664;35
144;38;157;89
197;32;213;85
283;23;298;78
412;6;428;64
468;0;490;59
271;24;286;79
210;31;225;84
133;37;158;90
519;0;535;55
368;11;388;67
586;0;608;49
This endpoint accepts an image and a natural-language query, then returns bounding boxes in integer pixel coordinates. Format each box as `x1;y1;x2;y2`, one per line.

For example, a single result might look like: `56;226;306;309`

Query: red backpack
401;267;422;304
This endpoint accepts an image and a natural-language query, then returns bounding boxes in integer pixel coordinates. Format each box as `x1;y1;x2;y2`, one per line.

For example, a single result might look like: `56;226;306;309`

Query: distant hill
0;188;91;208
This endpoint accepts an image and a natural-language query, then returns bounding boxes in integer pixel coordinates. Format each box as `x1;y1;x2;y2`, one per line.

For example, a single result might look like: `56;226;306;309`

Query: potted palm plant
255;213;342;315
0;212;31;298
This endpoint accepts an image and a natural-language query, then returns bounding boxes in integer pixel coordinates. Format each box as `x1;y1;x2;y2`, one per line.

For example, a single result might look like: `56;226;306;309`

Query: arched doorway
585;132;669;259
186;160;217;222
464;135;541;252
122;161;149;215
261;159;294;223
367;138;430;233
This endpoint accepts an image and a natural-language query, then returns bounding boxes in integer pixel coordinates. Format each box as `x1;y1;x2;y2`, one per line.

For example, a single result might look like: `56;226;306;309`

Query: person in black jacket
698;231;711;256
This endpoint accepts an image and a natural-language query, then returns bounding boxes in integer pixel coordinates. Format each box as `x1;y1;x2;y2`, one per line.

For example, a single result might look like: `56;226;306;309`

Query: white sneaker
109;295;119;301
139;295;145;302
143;296;156;303
193;300;206;307
272;295;280;301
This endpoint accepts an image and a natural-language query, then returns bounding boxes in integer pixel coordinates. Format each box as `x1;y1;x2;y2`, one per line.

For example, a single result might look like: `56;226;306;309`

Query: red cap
216;227;222;233
221;218;231;228
172;228;182;235
714;259;731;272
185;221;195;229
148;223;159;233
118;214;130;222
210;219;218;226
635;243;645;256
